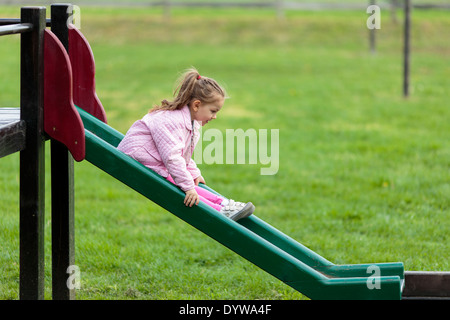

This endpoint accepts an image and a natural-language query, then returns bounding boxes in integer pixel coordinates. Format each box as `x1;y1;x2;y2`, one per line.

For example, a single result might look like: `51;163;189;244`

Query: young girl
117;68;255;221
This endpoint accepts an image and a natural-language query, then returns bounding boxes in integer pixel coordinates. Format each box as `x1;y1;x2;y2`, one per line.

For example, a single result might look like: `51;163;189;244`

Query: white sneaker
220;199;255;221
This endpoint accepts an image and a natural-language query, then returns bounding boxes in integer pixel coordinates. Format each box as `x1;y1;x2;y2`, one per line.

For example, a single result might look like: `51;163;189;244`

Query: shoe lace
222;200;245;213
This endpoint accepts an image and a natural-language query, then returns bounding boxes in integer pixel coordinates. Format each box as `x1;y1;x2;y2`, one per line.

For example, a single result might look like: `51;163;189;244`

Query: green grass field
0;6;449;300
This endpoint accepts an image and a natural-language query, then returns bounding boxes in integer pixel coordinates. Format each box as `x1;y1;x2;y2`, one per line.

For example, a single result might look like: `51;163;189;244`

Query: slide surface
77;106;404;300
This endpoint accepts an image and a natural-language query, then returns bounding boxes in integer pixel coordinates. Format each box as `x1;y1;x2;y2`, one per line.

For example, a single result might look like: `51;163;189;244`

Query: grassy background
0;6;449;299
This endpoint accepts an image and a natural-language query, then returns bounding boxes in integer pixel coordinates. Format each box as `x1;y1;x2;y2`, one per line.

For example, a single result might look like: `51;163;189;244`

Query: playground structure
0;4;448;300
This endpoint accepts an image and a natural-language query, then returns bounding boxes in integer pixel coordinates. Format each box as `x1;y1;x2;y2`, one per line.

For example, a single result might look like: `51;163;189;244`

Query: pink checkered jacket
117;105;201;192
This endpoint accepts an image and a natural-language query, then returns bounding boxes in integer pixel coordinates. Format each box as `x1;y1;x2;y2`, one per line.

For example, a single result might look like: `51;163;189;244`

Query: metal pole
0;23;32;36
276;0;285;20
403;0;411;97
369;0;376;54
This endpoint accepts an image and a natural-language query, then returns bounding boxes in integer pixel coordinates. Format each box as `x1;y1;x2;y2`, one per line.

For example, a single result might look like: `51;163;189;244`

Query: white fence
1;0;449;10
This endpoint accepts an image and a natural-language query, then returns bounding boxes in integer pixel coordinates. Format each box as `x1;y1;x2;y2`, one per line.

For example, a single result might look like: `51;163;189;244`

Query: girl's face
191;96;224;126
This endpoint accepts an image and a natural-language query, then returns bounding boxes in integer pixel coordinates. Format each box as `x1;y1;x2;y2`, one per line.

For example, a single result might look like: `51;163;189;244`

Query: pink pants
166;175;224;211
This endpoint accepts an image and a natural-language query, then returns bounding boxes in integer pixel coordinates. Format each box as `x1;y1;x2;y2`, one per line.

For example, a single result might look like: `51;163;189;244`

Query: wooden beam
403;271;450;299
19;6;46;300
50;3;76;300
0;108;25;158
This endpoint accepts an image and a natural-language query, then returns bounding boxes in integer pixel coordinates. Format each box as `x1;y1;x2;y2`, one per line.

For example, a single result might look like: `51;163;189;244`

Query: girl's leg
195;185;224;205
197;195;222;212
166;175;224;212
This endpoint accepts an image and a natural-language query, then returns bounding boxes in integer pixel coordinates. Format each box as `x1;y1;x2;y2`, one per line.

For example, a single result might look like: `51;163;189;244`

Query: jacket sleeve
187;158;201;180
150;120;196;192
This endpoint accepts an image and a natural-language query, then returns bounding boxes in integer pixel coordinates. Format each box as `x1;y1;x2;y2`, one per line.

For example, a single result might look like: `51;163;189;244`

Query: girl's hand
194;176;206;186
184;189;199;207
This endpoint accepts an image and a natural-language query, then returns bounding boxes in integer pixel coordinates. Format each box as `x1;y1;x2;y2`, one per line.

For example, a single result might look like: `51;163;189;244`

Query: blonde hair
150;68;226;113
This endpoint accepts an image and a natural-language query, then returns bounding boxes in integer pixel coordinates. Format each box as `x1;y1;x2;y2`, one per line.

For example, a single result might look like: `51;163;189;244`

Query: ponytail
150;68;225;113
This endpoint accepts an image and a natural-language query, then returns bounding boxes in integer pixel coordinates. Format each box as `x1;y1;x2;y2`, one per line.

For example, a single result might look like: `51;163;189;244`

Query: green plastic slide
77;106;404;300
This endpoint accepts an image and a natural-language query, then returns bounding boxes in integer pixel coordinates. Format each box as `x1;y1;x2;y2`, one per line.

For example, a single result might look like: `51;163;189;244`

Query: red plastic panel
44;29;85;162
68;24;107;123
